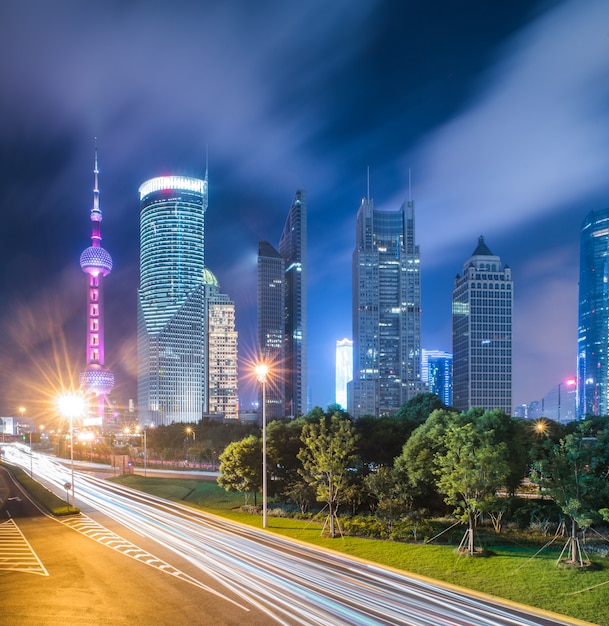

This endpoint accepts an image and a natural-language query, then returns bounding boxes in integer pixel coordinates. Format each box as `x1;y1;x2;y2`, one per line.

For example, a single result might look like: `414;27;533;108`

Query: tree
530;426;609;566
266;418;306;498
434;421;511;555
217;435;262;505
354;415;412;468
395;408;462;505
395;392;446;424
298;414;358;537
365;465;412;532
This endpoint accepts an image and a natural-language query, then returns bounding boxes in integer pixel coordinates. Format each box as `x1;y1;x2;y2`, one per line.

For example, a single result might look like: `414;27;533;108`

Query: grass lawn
112;475;609;625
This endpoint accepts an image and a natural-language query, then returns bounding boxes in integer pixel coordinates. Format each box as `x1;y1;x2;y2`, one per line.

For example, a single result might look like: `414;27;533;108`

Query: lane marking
0;518;49;576
59;514;248;611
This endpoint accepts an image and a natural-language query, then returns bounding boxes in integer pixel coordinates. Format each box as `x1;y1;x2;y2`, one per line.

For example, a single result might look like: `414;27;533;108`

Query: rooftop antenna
367;165;370;203
205;144;209;182
408;168;412;203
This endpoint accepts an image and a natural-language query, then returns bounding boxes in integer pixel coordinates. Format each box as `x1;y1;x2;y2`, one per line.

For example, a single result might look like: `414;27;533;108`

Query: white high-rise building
137;174;238;425
452;236;512;414
335;338;353;410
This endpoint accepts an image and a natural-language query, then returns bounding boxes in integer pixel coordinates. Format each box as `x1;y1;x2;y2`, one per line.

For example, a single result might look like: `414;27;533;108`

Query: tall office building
137;174;238;425
421;349;452;406
541;378;576;424
452;236;512;414
257;240;286;419
577;208;609;417
279;190;308;417
205;272;239;420
335;338;353;409
349;195;423;418
257;190;307;418
79;145;114;426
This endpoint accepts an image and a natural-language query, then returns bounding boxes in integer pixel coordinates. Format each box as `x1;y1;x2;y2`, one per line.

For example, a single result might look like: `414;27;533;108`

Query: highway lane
2;444;589;626
0;462;272;626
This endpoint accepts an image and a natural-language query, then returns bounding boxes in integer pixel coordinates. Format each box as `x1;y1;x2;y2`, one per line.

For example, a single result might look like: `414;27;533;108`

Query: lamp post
143;427;147;477
255;363;269;528
57;394;85;510
29;431;33;477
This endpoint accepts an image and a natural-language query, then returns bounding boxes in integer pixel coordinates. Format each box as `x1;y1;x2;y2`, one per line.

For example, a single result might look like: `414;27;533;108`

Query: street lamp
57;393;85;510
142;424;154;477
255;363;269;528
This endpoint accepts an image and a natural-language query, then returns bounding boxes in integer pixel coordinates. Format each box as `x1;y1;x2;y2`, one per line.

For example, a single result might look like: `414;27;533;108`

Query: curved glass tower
138;175;208;425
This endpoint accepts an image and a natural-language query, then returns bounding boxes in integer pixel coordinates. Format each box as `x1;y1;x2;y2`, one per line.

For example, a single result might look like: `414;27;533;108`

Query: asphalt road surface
0;445;593;626
0;463;270;626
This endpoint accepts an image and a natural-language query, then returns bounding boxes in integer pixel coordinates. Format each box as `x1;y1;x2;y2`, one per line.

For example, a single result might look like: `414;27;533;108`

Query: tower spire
92;137;101;224
79;139;115;426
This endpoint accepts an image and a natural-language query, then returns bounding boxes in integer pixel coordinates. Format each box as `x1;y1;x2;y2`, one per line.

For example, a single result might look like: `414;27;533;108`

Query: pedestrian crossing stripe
0;518;49;576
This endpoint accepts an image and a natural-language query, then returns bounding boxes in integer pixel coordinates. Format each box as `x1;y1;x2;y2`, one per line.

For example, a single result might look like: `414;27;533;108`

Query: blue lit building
577;208;609;417
421;349;452;406
349;196;423;418
257;190;308;418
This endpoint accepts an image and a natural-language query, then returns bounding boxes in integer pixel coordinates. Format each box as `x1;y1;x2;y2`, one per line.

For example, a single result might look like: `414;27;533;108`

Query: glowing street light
255;363;269;528
57;393;85;509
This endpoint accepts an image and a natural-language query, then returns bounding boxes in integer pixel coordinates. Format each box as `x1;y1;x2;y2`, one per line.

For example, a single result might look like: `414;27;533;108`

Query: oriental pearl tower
79;144;114;425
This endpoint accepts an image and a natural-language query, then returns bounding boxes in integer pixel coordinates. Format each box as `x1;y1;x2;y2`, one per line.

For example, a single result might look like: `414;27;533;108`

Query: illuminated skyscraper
79;146;114;426
577;208;609;417
335;338;353;410
257;240;286;419
279;190;308;417
452;236;512;414
137;174;238;425
205;271;239;420
421;349;452;406
349;195;423;418
257;190;307;418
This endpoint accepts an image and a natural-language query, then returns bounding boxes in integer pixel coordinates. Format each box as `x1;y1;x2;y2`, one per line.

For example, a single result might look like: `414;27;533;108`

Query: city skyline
1;1;609;418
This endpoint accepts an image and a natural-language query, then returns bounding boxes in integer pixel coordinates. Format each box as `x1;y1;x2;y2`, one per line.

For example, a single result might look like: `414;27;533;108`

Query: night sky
1;0;609;420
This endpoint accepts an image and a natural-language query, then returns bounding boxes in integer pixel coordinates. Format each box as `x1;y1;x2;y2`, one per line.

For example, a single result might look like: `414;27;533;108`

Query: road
1;444;591;626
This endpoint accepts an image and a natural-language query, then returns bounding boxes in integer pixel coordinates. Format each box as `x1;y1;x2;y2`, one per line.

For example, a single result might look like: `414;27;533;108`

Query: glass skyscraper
257;240;286;419
577;208;609;417
349;196;423;418
137;175;238;425
452;236;512;414
257;191;307;419
335;338;353;410
421;349;452;406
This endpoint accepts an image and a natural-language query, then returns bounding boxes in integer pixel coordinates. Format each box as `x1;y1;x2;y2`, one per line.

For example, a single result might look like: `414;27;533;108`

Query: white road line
59;514;249;611
0;518;49;576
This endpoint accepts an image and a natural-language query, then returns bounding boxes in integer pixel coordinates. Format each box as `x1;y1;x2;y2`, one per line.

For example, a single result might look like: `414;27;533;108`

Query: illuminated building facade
452;236;512;414
257;190;307;418
206;274;238;420
421;349;452;406
335;338;353;410
257;240;286;419
279;191;308;417
137;174;238;425
349;196;423;418
541;378;576;423
577;208;609;417
79;146;114;425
